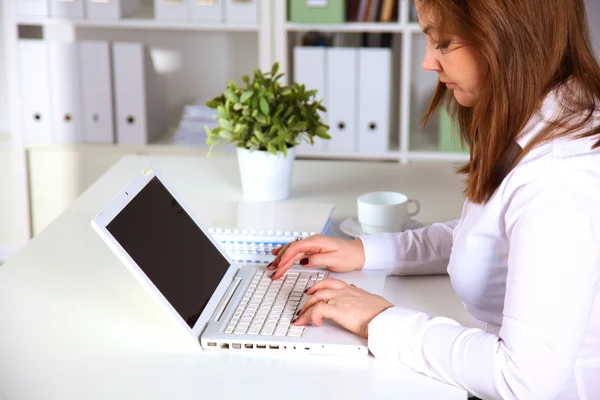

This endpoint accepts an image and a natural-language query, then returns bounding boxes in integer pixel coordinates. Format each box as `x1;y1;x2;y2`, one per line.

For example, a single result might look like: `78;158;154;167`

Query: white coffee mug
357;191;420;234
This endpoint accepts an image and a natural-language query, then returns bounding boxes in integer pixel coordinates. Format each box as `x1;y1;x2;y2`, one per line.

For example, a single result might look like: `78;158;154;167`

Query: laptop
91;167;387;356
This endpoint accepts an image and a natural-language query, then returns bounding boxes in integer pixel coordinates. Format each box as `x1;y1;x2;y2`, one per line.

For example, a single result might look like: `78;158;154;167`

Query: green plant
204;62;330;156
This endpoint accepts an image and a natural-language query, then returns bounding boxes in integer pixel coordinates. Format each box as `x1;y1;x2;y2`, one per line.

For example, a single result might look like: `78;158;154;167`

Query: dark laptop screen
106;176;231;328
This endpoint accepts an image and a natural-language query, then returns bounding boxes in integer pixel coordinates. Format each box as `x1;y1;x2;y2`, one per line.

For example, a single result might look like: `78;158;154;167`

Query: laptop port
207;342;217;347
244;344;253;349
221;343;229;349
256;344;266;349
269;345;279;350
232;343;241;350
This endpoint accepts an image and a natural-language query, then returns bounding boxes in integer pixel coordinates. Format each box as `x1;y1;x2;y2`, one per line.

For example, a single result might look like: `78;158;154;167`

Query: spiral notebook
193;202;336;265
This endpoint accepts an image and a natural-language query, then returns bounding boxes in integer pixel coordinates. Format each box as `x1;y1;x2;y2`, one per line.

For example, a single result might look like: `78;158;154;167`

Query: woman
268;0;600;399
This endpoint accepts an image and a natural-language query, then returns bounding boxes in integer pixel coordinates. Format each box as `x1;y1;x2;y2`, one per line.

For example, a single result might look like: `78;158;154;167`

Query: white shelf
296;150;401;161
17;6;259;32
407;151;469;162
286;22;422;33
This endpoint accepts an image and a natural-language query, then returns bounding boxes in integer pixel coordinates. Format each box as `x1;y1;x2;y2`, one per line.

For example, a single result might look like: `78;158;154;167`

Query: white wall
586;0;600;60
0;0;9;128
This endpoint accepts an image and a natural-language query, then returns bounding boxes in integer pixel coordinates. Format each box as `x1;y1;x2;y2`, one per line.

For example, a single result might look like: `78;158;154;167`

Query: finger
298;289;339;316
267;241;294;270
271;251;306;280
293;301;335;327
305;277;348;295
272;237;327;272
297;253;339;269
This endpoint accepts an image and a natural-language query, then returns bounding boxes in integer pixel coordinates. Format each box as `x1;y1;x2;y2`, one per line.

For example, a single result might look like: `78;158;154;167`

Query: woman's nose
422;52;442;72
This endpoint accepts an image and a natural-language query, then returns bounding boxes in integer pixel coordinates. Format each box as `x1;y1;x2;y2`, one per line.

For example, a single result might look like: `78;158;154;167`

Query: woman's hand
291;278;393;339
268;234;365;280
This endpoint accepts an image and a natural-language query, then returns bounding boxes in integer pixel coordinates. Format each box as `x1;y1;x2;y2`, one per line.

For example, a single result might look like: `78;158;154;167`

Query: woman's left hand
292;278;394;339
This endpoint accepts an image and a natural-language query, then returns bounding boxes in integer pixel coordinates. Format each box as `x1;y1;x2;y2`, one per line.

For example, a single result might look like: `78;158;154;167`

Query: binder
326;48;358;153
289;0;345;24
189;0;223;22
18;40;52;145
47;41;82;143
154;0;187;20
49;0;84;18
293;47;328;153
17;0;49;17
224;0;258;23
78;41;114;144
112;42;166;146
357;48;391;154
86;0;141;20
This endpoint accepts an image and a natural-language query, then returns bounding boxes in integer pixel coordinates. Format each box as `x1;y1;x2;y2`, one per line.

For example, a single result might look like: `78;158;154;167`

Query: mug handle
408;199;420;217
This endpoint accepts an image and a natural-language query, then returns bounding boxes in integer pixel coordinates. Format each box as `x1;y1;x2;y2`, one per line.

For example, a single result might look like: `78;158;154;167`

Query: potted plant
204;62;330;202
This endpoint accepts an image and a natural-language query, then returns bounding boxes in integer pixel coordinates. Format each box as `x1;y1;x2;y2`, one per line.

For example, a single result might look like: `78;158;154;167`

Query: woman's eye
435;41;451;51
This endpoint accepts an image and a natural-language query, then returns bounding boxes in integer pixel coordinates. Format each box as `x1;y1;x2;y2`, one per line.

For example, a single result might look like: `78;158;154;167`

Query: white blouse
361;93;600;399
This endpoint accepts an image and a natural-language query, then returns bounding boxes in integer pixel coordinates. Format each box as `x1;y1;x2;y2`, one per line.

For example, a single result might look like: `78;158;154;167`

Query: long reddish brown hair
420;0;600;203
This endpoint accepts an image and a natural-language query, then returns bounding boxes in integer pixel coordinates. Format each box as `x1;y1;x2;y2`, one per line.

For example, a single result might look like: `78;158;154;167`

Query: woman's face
417;6;486;107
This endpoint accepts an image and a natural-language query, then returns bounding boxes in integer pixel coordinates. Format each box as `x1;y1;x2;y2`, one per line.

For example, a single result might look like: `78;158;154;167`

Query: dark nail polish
267;261;273;268
291;318;298;324
300;258;308;266
304;286;311;293
295;309;301;317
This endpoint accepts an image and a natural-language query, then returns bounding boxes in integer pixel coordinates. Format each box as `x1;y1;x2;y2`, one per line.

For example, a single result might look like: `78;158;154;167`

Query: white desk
0;154;472;400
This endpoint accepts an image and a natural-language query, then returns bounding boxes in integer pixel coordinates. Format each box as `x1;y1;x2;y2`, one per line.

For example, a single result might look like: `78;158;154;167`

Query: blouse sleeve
366;170;600;399
358;220;458;276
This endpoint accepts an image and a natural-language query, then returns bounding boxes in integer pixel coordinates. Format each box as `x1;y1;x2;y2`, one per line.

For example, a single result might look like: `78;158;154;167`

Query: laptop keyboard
225;270;328;337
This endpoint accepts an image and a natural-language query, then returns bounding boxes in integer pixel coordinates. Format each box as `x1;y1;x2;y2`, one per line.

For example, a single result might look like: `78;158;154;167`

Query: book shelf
274;1;469;164
2;0;469;251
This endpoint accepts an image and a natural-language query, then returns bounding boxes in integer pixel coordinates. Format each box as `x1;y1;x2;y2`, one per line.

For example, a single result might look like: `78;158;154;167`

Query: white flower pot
236;147;296;202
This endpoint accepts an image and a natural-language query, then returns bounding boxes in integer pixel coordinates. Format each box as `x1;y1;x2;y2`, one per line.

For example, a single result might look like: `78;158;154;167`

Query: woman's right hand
268;234;366;280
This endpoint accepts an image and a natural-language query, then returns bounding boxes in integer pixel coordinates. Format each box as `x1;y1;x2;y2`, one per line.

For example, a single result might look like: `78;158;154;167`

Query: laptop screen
106;176;231;328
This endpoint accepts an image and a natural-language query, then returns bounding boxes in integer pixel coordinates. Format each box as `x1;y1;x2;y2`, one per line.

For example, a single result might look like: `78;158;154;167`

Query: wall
0;0;8;128
586;0;600;60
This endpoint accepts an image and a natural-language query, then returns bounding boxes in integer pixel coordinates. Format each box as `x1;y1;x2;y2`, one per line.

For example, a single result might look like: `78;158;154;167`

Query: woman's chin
453;90;477;107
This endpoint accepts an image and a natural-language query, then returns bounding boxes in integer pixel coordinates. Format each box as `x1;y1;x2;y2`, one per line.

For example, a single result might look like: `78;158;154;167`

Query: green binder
289;0;346;24
439;109;469;153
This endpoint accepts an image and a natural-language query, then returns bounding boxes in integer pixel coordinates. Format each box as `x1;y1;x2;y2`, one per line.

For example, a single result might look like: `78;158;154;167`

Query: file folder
112;42;166;146
86;0;141;20
224;0;258;23
47;41;82;143
78;41;114;144
18;40;52;144
50;0;84;18
293;47;328;153
154;0;187;20
357;48;391;153
326;48;358;153
17;0;49;17
189;0;223;22
289;0;345;24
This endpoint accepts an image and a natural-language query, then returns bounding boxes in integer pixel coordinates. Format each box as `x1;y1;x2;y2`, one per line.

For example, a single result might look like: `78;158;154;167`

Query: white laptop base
202;267;386;356
91;167;386;357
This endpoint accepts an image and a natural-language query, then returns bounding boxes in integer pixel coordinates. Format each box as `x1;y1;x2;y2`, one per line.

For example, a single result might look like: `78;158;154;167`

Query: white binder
189;0;223;22
293;47;328;153
47;41;82;143
18;40;52;145
112;42;166;146
357;48;391;153
224;0;258;23
78;41;114;144
86;0;141;20
326;48;358;153
50;0;84;18
154;0;187;20
17;0;49;17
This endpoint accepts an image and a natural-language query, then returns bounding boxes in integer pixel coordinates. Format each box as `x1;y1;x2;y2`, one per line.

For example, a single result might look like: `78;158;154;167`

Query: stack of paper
172;103;235;151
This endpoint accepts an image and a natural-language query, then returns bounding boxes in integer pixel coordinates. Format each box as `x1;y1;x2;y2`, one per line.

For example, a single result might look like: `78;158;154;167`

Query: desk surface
0;154;471;400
